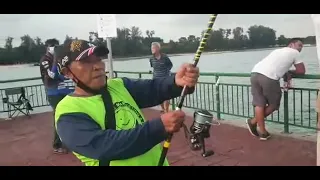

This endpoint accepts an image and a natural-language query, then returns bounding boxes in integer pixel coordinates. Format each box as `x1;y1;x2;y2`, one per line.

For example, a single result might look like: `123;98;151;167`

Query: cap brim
77;45;109;61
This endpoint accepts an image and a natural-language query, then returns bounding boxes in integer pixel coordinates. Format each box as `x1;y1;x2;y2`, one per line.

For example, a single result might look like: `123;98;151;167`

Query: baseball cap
45;38;59;47
57;39;109;69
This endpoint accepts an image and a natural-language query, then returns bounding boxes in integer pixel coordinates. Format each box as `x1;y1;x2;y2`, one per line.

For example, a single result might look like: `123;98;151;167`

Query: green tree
277;35;288;46
247;25;277;48
0;24;315;65
4;37;13;51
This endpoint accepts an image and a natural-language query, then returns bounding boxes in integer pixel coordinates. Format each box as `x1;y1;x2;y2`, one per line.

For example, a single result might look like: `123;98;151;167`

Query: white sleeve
293;51;303;65
47;69;56;79
293;53;303;64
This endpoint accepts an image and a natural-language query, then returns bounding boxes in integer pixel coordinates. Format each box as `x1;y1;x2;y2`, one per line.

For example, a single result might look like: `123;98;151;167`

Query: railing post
283;90;289;133
215;76;221;120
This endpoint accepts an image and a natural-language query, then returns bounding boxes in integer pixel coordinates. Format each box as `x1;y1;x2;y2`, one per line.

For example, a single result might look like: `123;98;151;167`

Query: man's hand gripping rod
158;14;218;166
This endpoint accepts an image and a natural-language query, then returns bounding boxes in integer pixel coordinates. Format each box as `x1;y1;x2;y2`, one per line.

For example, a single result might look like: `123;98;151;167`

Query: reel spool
184;110;220;157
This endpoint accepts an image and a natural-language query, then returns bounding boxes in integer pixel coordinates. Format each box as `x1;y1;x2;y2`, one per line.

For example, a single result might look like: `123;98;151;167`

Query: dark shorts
47;95;66;109
47;94;67;148
250;73;282;109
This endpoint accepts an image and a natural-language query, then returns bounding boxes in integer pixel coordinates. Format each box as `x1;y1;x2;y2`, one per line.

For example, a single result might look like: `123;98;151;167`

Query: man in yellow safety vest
54;39;199;166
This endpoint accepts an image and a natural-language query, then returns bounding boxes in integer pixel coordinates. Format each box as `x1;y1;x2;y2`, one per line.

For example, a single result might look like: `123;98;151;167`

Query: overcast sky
0;14;315;47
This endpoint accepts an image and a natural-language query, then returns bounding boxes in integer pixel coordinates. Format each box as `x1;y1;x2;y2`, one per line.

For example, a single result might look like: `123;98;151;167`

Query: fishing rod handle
157;105;180;166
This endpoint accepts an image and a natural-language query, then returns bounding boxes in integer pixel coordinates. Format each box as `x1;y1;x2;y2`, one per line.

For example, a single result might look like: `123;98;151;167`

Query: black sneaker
260;132;271;141
246;119;259;137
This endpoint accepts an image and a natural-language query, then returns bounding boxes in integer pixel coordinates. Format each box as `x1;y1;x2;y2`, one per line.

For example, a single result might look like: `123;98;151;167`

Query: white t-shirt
311;14;320;64
251;47;302;80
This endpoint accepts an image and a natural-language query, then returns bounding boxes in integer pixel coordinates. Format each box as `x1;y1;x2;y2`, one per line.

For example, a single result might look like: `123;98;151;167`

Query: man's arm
287;60;306;77
284;52;306;80
291;50;306;75
57;113;167;161
122;76;195;109
149;58;153;73
40;56;53;79
51;65;67;81
291;62;306;75
165;56;173;71
40;55;58;80
149;58;153;68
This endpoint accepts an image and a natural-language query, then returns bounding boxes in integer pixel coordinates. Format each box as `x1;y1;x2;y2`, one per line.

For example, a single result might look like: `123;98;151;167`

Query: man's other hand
160;110;185;133
175;63;199;88
283;72;292;82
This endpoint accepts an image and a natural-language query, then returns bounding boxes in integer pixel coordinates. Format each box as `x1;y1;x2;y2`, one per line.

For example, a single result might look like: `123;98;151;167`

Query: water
1;46;318;80
0;47;319;134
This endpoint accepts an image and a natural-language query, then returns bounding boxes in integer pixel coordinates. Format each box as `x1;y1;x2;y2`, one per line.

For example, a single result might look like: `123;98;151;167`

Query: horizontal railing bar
1;71;319;83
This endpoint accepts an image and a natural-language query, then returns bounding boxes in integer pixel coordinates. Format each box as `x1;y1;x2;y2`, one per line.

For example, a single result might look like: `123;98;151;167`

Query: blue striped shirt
149;53;173;78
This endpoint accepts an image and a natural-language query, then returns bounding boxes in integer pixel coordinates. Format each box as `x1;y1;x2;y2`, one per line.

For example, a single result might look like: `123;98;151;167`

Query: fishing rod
158;14;218;166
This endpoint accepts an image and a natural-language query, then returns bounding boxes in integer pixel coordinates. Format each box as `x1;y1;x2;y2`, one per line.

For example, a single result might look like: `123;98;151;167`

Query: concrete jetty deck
0;109;316;166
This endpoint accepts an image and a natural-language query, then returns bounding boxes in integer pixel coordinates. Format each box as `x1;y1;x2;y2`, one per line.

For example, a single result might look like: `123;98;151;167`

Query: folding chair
2;87;34;119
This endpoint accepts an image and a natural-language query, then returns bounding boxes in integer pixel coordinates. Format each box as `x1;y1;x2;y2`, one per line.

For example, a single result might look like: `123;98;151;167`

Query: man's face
67;55;106;91
289;40;303;52
47;46;55;54
151;45;159;55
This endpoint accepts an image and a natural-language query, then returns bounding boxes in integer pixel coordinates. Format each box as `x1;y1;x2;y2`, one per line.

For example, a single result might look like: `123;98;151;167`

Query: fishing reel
183;110;220;157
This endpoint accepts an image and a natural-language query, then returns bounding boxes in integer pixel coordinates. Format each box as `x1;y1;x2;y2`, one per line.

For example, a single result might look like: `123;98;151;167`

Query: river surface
1;46;318;80
0;47;319;134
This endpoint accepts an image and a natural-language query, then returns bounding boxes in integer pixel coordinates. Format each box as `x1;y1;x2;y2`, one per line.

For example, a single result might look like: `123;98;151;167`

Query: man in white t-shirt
311;14;320;166
246;38;306;141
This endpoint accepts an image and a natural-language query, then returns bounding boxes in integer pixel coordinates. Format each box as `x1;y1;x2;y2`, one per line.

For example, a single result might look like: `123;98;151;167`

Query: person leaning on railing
246;38;306;141
53;39;199;166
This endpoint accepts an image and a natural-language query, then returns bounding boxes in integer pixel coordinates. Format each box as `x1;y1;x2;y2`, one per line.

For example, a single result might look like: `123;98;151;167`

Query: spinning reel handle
205;120;220;126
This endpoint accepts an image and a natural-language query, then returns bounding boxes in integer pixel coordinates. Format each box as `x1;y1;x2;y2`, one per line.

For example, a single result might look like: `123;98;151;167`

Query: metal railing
0;71;319;133
112;71;320;133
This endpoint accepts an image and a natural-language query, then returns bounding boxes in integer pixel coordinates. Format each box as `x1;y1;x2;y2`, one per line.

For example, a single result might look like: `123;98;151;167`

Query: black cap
57;39;109;69
45;38;59;47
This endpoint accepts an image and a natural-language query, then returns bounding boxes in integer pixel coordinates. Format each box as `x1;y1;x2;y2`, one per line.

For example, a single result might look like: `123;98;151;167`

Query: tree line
0;25;316;65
